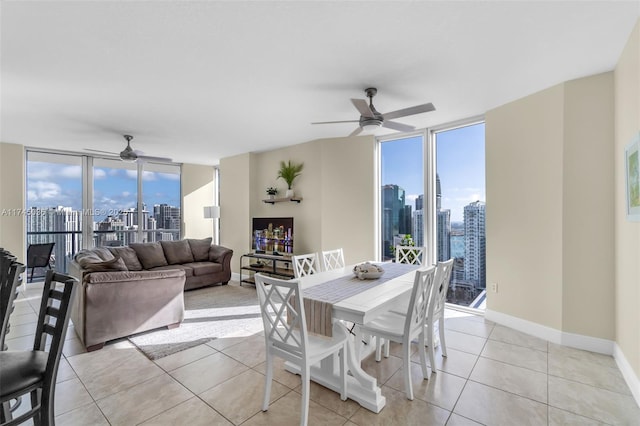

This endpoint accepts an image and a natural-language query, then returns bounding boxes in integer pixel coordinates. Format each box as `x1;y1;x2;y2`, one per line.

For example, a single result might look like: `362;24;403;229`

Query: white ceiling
1;1;638;165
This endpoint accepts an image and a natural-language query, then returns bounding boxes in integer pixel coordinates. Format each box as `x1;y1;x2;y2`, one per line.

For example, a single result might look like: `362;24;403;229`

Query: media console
239;252;294;286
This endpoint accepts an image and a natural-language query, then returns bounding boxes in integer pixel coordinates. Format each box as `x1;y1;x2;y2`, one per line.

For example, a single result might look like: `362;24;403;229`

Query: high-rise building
464;200;486;289
382;184;406;258
415;194;423;211
413;209;424;247
154;204;180;230
437;209;451;261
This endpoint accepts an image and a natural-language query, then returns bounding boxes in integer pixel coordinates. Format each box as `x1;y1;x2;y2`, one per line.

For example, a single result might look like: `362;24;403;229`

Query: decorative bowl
353;262;384;280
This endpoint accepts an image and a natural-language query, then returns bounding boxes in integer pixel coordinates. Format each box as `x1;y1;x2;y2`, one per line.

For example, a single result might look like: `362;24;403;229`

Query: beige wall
0;143;26;261
562;73;615;338
486;72;615;339
219;136;375;273
614;19;640;383
486;84;565;331
181;163;215;239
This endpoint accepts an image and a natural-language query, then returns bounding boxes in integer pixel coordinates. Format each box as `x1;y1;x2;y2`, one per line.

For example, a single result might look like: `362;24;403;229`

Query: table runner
300;263;419;336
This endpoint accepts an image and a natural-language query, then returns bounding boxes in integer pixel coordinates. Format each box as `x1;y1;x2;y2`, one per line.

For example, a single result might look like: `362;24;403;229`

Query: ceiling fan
312;87;435;136
85;135;173;163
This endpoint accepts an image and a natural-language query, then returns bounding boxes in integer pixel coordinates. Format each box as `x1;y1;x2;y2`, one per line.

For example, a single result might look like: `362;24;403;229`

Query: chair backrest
429;258;454;319
1;261;25;350
403;266;437;337
254;273;308;360
27;242;55;268
395;245;426;265
291;253;320;278
34;270;78;389
321;248;345;271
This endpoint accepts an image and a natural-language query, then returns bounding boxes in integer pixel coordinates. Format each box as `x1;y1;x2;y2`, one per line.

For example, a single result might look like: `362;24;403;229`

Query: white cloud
141;171;157;181
159;173;180;181
28;181;61;200
109;169;120;177
59;165;82;178
405;194;419;205
28;167;52;180
121;191;132;198
94;169;107;179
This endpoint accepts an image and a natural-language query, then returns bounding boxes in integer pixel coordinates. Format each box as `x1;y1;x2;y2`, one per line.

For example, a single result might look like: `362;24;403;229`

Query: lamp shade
203;206;220;219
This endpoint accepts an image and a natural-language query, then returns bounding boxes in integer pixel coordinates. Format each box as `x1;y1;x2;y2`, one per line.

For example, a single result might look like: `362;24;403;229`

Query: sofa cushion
83;256;128;273
75;247;115;266
184;262;222;277
107;246;143;271
161;240;195;264
187;238;212;262
147;264;194;278
130;242;169;269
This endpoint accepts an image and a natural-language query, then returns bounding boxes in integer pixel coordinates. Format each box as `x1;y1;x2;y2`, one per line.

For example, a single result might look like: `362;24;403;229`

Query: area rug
128;282;263;360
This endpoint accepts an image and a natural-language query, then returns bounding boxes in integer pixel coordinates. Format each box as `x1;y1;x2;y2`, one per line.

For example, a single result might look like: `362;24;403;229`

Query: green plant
266;187;278;196
277;160;304;189
390;234;415;261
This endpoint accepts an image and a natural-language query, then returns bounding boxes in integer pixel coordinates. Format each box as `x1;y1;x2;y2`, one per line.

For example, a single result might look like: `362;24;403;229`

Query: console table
239;252;295;286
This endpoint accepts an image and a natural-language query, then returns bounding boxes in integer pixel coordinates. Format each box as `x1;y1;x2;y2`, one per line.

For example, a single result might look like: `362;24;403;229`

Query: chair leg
262;353;273;411
439;316;447;357
301;364;310;426
384;340;390;358
375;337;382;362
402;340;413;400
339;346;347;401
418;332;429;378
427;323;437;374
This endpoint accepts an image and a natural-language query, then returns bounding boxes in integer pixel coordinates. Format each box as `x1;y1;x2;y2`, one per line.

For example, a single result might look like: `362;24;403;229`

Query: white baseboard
231;272;241;282
485;309;640;407
614;343;640;407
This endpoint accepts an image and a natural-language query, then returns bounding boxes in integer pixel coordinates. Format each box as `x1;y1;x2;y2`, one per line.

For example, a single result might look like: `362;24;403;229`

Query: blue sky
27;161;180;221
381;122;485;222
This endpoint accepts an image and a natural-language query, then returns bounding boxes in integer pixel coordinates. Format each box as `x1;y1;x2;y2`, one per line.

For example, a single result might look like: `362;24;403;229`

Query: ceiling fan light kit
84;135;173;163
312;87;435;137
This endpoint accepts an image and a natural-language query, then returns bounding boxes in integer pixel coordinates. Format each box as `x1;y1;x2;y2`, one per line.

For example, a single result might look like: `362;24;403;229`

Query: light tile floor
5;281;640;426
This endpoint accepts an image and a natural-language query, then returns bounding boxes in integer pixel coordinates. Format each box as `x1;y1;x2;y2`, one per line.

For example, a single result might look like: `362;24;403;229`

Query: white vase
286;189;294;198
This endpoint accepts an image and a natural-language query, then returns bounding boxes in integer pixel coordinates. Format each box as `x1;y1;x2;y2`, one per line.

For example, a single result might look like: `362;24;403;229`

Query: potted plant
266;187;278;200
277;160;304;197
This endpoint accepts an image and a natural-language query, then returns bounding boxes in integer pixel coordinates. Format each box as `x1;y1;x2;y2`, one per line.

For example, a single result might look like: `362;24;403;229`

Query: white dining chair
425;258;454;370
292;252;321;278
321;248;345;271
359;266;436;400
395;245;426;265
254;273;348;426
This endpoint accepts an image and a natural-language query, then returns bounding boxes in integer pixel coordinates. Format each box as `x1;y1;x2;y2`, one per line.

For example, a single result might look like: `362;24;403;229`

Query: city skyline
381;123;485;222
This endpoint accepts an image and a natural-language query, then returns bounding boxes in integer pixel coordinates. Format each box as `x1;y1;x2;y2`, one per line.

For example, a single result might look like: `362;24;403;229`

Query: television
252;217;294;255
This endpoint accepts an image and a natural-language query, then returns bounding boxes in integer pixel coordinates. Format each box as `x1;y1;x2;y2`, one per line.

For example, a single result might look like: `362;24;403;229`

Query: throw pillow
75;249;115;267
82;256;128;272
107;246;143;271
161;240;195;264
130;242;169;269
187;237;212;261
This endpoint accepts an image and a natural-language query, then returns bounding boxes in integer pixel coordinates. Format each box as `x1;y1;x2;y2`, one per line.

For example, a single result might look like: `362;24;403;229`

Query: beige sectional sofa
69;238;233;351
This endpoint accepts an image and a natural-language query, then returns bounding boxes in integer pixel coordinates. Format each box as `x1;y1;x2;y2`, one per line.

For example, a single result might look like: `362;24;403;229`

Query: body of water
451;235;464;258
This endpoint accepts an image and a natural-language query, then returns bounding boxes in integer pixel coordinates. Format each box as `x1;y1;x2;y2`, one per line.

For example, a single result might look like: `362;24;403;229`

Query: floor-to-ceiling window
26;152;83;275
26;150;181;275
142;162;181;242
434;121;486;309
378;119;486;309
379;133;424;261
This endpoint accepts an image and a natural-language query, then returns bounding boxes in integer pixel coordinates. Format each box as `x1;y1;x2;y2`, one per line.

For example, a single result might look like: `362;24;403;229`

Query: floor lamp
203;206;220;245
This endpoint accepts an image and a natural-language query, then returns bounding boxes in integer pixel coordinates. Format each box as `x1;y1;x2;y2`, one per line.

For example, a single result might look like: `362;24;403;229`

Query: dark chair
26;243;54;283
0;270;78;426
1;260;26;422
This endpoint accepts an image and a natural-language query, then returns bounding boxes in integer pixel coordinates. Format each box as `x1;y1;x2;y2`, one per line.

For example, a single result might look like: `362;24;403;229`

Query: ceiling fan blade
382;102;435;120
311;120;360;125
351;99;375;118
382;120;415;132
137;155;173;163
348;127;363;137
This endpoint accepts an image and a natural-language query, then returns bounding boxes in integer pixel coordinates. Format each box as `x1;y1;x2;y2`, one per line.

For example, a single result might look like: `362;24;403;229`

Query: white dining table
284;264;418;413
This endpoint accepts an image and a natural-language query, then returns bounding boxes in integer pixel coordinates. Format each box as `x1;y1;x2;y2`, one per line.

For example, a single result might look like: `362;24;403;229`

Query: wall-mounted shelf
262;197;302;204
